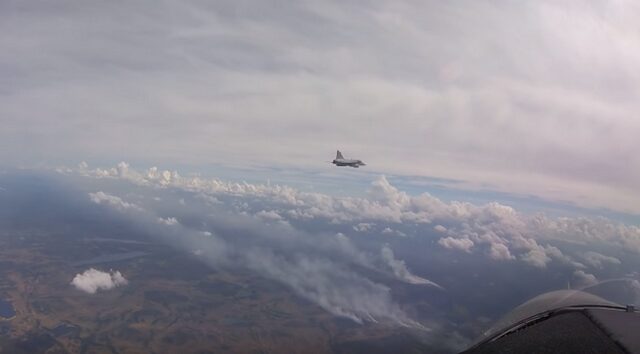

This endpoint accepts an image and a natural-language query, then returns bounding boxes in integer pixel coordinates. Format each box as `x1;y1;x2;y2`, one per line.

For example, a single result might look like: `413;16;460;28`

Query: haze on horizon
1;1;639;215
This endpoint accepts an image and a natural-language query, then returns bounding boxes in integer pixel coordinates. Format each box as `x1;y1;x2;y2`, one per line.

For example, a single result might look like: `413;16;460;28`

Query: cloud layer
76;162;640;268
40;161;639;345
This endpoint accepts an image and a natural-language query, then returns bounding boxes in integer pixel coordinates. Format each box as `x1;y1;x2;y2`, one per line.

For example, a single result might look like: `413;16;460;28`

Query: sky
1;1;639;214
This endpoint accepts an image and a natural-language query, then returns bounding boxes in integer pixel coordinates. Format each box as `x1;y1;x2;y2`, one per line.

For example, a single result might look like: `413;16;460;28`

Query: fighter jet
332;150;366;168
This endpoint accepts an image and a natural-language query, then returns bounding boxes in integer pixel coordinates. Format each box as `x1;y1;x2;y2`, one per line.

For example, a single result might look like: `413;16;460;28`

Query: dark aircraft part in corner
463;289;640;354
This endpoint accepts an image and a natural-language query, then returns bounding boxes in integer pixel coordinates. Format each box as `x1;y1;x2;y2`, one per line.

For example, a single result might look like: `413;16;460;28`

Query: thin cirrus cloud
1;1;639;214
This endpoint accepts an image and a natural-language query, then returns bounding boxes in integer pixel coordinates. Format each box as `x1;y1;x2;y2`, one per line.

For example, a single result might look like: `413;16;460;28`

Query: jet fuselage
332;150;365;168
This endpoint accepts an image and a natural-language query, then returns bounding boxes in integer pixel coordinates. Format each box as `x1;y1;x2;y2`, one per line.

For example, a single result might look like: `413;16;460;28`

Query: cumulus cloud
255;210;284;222
521;248;551;268
581;251;622;269
488;243;515;261
573;270;598;287
71;268;128;294
434;225;447;233
438;237;473;253
354;223;373;232
89;191;141;211
381;227;407;237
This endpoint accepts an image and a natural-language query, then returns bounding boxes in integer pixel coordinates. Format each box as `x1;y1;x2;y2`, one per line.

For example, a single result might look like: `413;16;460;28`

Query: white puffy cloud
488;243;515;261
515;241;585;269
543;245;585;269
255;210;283;222
157;217;179;226
381;227;407;237
353;223;373;232
521;248;552;268
89;191;141;211
434;225;447;233
438;237;473;253
71;268;128;294
573;270;598;287
581;251;622;269
527;215;640;253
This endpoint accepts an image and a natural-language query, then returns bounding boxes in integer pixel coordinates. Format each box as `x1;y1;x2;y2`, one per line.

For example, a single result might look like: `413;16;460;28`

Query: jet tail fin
336;150;344;160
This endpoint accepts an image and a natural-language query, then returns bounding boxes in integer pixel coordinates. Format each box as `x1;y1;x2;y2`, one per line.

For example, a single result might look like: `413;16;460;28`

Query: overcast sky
2;1;639;214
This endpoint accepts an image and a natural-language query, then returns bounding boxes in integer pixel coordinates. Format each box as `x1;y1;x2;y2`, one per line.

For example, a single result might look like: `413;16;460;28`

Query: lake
0;299;15;319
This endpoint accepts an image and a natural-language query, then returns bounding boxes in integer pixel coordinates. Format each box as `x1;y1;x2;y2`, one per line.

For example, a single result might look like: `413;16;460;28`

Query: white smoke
381;245;443;289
